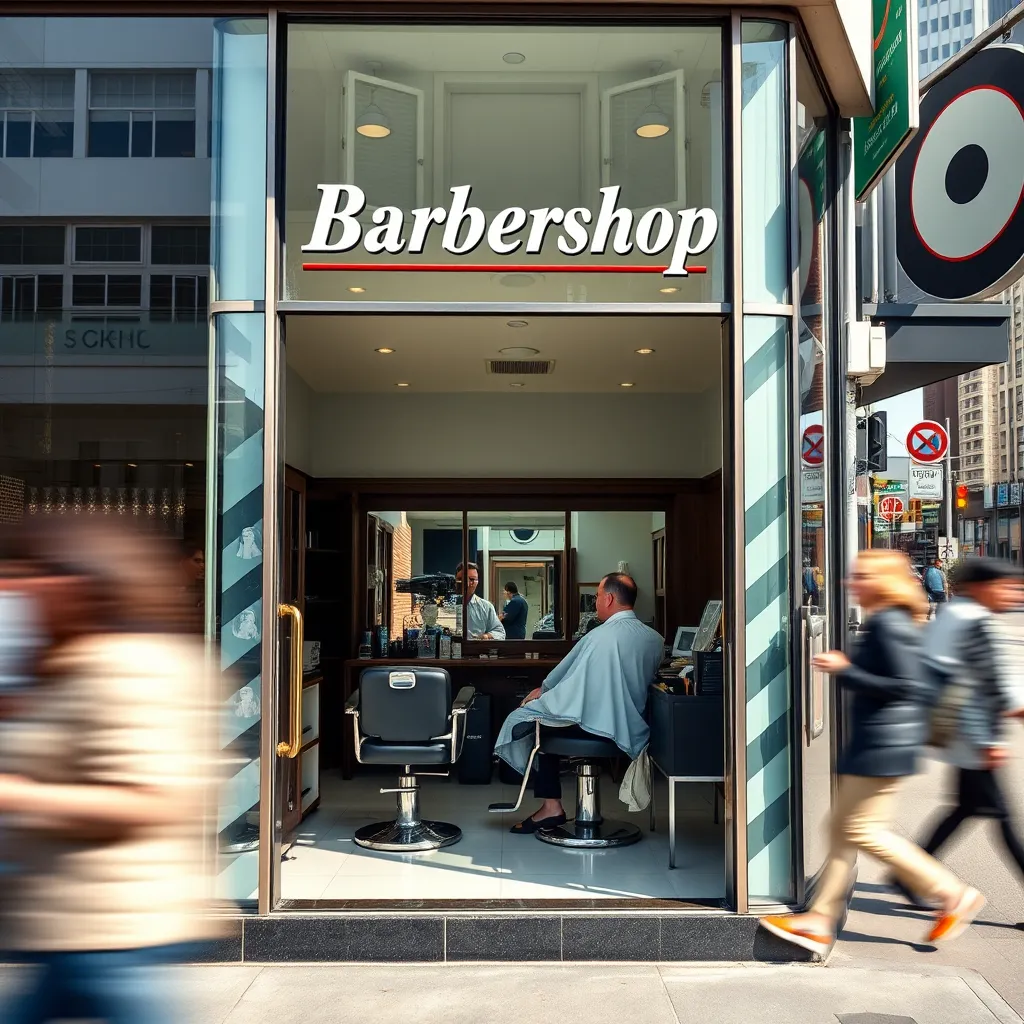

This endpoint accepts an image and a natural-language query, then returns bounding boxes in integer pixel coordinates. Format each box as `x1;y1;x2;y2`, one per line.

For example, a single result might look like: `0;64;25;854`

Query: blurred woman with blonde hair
761;549;984;956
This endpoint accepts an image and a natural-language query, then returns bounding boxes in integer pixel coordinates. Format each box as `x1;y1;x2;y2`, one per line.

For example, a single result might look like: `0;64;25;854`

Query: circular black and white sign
896;46;1024;301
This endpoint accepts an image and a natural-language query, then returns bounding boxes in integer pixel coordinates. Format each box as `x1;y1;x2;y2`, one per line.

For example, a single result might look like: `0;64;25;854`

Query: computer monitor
671;626;699;658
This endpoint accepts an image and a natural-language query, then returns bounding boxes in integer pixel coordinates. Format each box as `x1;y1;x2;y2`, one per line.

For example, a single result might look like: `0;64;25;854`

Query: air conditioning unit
847;321;886;385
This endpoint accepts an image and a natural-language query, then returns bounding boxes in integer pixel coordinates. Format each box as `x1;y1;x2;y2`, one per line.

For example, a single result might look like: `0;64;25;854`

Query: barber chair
345;666;475;853
489;723;642;849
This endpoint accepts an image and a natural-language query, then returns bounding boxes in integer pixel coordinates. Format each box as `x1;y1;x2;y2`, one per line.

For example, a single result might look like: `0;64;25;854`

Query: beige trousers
810;774;964;923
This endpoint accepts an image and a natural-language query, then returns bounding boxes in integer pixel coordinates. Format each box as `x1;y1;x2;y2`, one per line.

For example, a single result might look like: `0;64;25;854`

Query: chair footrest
487;801;517;812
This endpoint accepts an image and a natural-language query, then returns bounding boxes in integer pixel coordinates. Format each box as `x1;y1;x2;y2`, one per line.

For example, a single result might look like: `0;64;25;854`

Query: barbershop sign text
302;185;719;277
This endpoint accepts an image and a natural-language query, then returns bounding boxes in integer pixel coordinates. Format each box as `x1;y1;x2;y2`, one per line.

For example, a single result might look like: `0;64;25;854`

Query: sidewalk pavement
1;961;1020;1024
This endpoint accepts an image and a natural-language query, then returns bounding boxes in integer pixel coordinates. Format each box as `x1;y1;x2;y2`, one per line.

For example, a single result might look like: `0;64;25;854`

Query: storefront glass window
741;22;793;907
741;23;790;307
795;40;834;898
284;23;725;305
211;17;269;902
0;13;228;887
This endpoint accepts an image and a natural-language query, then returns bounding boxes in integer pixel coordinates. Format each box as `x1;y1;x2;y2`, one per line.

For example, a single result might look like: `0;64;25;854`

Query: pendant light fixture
356;62;391;139
634;61;671;139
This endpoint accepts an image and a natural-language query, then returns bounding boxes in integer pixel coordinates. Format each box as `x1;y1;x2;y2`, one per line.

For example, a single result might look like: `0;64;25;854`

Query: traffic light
867;411;888;472
956;483;968;510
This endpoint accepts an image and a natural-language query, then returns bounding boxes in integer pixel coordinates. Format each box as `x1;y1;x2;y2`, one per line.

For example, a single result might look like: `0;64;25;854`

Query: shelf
302;673;323;689
305;598;346;605
306;548;345;554
300;736;319;756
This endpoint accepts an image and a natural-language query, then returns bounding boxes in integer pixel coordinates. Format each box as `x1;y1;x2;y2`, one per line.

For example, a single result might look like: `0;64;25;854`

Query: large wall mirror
363;505;671;648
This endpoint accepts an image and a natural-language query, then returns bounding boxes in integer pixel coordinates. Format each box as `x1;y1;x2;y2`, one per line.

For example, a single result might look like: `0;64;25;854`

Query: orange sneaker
927;887;986;944
759;915;833;957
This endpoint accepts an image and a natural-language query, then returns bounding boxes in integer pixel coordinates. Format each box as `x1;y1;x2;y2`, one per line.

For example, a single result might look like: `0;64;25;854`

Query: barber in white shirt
456;562;505;640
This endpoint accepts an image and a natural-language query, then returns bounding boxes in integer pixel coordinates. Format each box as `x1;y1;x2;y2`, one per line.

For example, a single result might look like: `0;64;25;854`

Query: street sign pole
944;417;953;559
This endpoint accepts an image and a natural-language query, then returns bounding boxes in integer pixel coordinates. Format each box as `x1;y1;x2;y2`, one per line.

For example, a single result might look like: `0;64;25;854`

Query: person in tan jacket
0;519;220;1024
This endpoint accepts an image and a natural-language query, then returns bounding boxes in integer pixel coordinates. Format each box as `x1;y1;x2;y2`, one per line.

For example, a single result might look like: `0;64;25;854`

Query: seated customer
499;582;529;640
456;561;505;639
494;573;663;833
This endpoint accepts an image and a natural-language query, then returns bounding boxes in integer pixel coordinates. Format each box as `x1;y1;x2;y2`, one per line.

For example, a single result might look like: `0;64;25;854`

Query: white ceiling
285;314;723;394
288;25;723;77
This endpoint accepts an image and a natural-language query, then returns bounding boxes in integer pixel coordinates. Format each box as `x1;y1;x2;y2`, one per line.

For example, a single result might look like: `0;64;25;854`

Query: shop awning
861;303;1010;404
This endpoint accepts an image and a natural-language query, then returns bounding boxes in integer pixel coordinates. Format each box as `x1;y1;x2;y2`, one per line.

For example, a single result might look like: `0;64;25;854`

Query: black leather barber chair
489;723;642;849
345;666;475;853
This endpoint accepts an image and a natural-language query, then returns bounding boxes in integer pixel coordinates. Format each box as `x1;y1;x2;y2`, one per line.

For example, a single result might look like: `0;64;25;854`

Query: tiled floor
281;771;725;902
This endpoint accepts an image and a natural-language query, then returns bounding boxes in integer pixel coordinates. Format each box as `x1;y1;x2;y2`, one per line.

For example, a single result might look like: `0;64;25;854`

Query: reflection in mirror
367;511;463;655
570;511;664;638
466;512;566;640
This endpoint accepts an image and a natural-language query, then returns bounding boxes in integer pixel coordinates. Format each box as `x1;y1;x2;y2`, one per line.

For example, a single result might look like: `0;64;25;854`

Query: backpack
921;602;985;749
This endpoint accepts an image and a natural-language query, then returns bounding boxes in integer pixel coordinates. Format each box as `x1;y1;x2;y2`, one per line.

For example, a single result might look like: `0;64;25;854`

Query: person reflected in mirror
760;550;984;958
455;562;504;640
495;573;662;834
498;581;529;640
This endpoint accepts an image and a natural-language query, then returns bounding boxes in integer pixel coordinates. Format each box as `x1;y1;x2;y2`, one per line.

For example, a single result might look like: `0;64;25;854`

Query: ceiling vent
486;359;555;375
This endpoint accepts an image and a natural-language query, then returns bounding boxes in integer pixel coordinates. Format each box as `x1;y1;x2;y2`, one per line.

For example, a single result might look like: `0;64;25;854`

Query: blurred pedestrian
924;558;948;619
760;550;985;957
894;559;1024;909
0;519;220;1024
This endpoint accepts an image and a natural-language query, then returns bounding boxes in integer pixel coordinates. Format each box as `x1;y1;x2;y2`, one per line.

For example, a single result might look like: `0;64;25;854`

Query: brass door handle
277;603;304;758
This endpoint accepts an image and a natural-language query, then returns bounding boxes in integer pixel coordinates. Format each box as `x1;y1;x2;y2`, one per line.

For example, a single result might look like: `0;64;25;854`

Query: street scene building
0;0;1018;980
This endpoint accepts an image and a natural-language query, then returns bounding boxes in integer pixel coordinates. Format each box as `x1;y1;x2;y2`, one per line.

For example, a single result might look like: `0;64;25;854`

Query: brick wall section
391;518;412;639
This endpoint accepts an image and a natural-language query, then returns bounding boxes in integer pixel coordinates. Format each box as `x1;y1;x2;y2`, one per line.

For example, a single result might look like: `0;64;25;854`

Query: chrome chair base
354;819;462;853
537;818;643;849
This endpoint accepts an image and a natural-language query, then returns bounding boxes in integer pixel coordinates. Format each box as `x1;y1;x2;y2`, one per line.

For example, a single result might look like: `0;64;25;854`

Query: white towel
619;747;652;812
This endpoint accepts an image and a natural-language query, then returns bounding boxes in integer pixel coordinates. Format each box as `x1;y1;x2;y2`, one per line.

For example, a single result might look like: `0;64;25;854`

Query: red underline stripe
302;262;707;275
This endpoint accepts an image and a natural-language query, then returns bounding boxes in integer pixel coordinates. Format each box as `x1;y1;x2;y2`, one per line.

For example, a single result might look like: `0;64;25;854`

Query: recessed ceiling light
348;286;366;294
395;382;411;388
509;382;526;388
185;462;194;467
635;347;655;355
375;347;395;354
619;382;635;388
503;52;526;64
659;286;679;294
499;346;539;357
506;320;529;329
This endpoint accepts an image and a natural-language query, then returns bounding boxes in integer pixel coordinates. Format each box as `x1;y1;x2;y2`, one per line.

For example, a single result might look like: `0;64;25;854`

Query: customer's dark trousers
3;944;197;1024
922;768;1024;877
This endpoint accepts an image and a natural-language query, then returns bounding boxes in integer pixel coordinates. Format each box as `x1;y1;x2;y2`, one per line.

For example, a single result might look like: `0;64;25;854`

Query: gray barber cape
494;610;663;774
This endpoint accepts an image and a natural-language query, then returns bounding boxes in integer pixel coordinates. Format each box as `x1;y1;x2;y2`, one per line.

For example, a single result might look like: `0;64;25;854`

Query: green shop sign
853;0;919;200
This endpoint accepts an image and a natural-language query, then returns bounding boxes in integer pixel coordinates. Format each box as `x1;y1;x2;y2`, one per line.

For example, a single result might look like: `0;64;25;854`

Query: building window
1002;455;1009;473
0;71;75;158
73;226;142;263
71;273;142;308
931;17;939;31
953;11;961;26
965;35;973;44
0;225;66;264
1000;365;1006;385
932;47;940;61
964;8;973;23
941;14;950;29
87;72;196;158
921;48;930;63
0;274;63;319
151;225;210;266
150;273;208;322
942;44;951;58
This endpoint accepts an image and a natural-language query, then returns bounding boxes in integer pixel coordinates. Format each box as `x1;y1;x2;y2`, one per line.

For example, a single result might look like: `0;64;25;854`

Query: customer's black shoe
888;876;940;911
510;813;567;835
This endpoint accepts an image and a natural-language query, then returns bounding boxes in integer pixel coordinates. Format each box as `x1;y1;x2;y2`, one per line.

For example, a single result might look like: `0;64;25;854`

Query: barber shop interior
276;311;726;903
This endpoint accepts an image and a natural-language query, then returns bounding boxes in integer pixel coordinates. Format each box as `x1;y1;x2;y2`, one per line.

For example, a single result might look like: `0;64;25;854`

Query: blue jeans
3;943;200;1024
